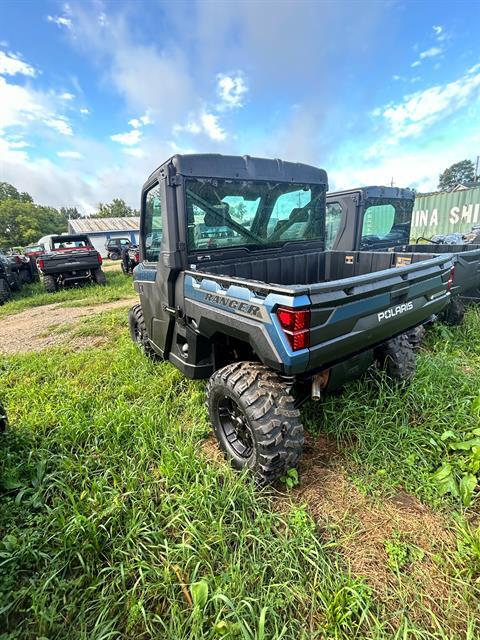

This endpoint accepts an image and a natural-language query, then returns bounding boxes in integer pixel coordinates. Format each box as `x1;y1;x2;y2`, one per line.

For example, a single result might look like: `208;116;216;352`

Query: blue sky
1;0;479;214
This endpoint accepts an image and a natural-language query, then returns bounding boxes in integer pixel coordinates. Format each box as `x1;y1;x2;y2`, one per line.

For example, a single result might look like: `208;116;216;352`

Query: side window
325;202;343;249
144;183;163;262
360;204;395;249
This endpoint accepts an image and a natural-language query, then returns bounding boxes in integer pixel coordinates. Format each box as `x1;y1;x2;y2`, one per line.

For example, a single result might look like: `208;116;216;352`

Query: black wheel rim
217;396;254;458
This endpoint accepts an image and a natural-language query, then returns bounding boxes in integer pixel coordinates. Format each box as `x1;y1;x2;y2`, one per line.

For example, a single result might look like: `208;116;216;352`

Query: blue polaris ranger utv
129;154;454;483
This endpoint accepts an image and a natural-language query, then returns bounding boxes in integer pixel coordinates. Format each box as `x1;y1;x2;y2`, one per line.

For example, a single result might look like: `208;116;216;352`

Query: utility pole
390;177;394;187
475;155;479;183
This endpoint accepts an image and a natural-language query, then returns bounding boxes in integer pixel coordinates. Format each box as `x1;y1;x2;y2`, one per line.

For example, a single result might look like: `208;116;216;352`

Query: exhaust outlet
311;370;330;401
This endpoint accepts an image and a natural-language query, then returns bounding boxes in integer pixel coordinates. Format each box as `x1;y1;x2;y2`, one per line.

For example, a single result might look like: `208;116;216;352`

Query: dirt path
0;297;136;355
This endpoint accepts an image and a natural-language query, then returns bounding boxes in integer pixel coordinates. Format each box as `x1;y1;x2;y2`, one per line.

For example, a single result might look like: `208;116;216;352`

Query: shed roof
69;217;140;233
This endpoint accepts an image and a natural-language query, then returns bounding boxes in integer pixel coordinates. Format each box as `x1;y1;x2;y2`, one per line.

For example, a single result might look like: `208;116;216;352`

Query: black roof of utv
145;154;328;188
328;186;415;201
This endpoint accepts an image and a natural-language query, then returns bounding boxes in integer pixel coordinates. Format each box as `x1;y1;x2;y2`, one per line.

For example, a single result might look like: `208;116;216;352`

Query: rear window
360;199;412;249
52;238;90;250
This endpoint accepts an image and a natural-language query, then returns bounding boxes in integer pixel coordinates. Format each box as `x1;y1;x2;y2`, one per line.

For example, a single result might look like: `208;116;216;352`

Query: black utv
129;154;454;484
36;235;106;292
0;250;22;304
326;186;480;327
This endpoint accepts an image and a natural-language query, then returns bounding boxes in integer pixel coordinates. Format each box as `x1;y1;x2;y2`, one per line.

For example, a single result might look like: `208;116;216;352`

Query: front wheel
206;362;304;485
10;272;22;292
375;334;416;384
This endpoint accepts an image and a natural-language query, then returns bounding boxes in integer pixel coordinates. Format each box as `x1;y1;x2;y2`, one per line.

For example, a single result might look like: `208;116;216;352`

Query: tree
0;181;33;203
60;206;82;220
92;198;138;218
0;200;68;247
438;160;476;192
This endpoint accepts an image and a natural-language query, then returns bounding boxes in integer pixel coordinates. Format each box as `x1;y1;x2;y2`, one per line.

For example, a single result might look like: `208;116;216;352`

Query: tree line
1;159;477;248
0;182;138;248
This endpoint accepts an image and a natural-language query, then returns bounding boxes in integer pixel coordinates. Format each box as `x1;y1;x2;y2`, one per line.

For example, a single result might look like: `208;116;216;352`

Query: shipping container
411;186;480;241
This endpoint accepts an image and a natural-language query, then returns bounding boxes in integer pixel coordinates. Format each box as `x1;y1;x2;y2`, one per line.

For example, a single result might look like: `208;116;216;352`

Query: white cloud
411;60;421;68
419;46;442;59
392;75;401;81
47;15;72;29
80;107;90;115
57;150;83;159
378;67;480;142
44;117;73;136
140;112;153;125
110;129;142;145
433;25;442;36
123;147;145;158
216;72;248;110
200;112;226;141
60;92;75;101
0;50;36;77
128;118;141;129
172;119;202;136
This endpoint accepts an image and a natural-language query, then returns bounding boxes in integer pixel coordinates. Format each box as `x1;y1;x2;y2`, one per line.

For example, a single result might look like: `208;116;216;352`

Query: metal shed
68;217;140;257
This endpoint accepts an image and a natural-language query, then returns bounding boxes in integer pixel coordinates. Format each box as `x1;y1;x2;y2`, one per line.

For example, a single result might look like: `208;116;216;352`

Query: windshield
185;178;325;252
360;198;413;250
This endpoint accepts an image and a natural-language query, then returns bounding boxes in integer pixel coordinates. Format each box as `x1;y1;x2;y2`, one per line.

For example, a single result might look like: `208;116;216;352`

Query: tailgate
42;250;99;272
306;254;453;371
402;244;480;297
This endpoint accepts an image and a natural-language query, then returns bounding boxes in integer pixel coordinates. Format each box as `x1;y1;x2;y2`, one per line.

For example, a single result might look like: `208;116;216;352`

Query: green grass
1;307;480;638
0;269;134;318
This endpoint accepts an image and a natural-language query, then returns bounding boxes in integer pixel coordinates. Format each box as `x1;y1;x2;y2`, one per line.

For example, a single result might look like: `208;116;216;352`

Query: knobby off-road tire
43;274;57;293
375;333;416;383
442;297;465;326
206;361;304;485
406;325;426;351
93;268;107;285
128;304;161;360
0;278;11;305
10;272;22;292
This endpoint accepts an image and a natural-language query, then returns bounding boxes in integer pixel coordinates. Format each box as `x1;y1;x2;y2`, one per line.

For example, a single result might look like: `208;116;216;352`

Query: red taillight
135;251;139;262
276;306;310;351
97;254;103;265
38;258;44;269
447;266;455;292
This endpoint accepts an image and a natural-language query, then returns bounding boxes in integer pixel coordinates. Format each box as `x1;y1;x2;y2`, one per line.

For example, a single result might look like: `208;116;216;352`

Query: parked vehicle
4;249;37;284
0;250;22;304
128;154;454;483
326;186;480;326
105;237;131;260
121;244;140;274
36;234;106;292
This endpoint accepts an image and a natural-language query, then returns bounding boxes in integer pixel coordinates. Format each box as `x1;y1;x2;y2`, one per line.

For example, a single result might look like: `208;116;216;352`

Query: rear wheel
43;274;57;293
442;297;465;326
375;334;416;383
0;278;11;305
206;361;304;485
406;325;426;350
128;304;161;360
93;268;107;285
110;251;121;260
